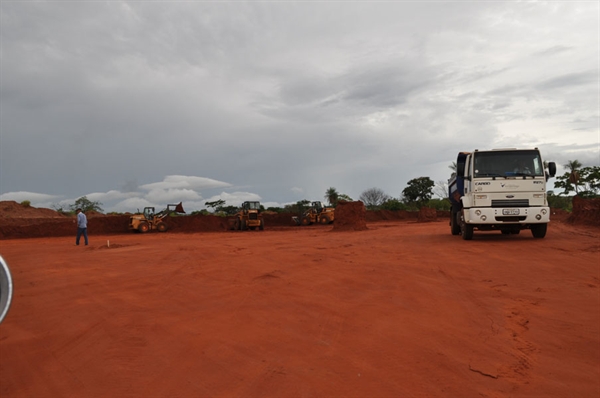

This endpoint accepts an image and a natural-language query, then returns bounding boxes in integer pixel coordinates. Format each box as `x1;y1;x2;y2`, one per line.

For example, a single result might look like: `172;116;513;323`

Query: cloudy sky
1;1;598;213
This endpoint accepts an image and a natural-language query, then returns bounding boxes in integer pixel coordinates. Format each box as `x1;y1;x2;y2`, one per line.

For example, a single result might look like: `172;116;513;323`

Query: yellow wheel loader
129;202;185;233
228;201;264;231
292;201;335;226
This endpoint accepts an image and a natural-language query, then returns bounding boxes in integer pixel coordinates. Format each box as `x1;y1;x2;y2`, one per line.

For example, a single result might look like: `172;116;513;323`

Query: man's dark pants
76;228;88;245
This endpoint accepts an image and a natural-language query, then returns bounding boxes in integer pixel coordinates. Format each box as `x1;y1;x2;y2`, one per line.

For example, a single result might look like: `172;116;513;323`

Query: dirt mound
0;201;67;219
568;196;600;227
332;201;368;231
417;207;437;222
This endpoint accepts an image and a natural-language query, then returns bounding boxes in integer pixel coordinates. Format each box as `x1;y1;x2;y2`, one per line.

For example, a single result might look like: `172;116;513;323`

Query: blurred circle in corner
0;255;13;323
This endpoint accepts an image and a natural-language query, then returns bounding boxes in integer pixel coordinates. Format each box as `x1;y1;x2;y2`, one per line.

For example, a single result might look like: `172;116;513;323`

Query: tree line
41;159;598;215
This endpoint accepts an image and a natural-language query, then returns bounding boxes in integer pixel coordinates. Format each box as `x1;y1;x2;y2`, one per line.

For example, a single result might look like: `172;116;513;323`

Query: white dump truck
448;148;556;240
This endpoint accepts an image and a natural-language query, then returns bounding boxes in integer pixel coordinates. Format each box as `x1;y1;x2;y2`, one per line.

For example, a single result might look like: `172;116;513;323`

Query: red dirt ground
0;200;598;397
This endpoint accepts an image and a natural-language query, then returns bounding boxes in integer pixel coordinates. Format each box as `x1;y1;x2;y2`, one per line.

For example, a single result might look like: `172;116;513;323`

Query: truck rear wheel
450;210;460;235
259;219;264;230
531;223;547;238
320;216;330;225
240;219;247;231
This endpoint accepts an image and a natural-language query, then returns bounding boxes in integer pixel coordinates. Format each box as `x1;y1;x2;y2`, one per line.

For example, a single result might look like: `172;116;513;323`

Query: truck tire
240;219;247;231
259;219;264;230
462;224;474;240
450;210;460;235
157;222;168;232
320;216;330;225
460;211;473;240
138;222;149;233
301;217;311;226
531;223;547;238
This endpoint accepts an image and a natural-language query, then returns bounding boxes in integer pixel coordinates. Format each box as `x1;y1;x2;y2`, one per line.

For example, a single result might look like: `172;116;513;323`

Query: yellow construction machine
228;201;264;231
292;201;335;226
129;202;185;233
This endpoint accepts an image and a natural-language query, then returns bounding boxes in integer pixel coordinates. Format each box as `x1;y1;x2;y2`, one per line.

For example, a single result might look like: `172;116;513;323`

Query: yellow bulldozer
129;202;185;233
292;201;335;226
228;201;264;231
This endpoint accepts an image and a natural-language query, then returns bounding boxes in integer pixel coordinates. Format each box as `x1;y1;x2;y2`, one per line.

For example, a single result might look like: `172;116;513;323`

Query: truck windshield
473;150;543;178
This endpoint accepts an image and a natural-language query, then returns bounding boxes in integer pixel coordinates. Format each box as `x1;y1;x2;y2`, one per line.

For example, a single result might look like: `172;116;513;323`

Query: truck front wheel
531;223;547;238
462;224;474;240
459;211;473;240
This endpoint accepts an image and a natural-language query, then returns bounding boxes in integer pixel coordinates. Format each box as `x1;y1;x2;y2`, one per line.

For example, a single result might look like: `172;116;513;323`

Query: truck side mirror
548;162;556;178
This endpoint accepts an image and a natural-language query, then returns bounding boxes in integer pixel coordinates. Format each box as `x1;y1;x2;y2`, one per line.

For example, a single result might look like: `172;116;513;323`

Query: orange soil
0;215;598;397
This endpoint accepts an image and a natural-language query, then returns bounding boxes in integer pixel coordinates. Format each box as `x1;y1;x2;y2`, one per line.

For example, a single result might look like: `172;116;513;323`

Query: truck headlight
541;209;547;215
533;194;544;198
475;195;487;200
475;210;482;216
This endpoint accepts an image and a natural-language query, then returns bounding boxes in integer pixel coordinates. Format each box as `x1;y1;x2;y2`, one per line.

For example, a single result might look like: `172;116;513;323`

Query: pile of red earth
332;201;368;231
2;196;596;239
568;195;600;227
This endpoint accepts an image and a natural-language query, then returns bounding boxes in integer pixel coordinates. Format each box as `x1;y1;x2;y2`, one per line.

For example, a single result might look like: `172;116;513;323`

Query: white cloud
140;175;231;191
0;191;62;203
144;188;202;204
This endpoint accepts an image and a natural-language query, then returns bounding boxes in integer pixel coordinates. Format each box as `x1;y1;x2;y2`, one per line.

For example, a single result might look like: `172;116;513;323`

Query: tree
221;205;239;215
284;200;310;215
359;187;389;210
337;193;353;202
69;196;103;213
380;198;406;211
325;187;339;207
205;199;226;213
564;160;582;194
432;180;449;200
555;165;600;198
448;162;458;177
402;177;434;209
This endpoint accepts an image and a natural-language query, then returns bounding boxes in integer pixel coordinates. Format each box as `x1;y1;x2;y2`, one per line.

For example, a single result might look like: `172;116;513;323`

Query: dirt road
0;220;598;397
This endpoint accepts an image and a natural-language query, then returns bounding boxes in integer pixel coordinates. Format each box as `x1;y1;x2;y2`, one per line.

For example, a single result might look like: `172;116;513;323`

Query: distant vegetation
28;161;597;215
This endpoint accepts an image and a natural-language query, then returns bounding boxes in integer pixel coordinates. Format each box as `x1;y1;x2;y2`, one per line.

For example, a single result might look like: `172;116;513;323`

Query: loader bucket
173;202;185;214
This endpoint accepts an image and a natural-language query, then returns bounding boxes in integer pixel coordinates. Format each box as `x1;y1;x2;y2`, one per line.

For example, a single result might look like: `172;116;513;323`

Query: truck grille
492;199;529;208
249;213;258;220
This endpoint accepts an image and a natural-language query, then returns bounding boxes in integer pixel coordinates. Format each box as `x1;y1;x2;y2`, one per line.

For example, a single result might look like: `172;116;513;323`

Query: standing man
76;208;88;246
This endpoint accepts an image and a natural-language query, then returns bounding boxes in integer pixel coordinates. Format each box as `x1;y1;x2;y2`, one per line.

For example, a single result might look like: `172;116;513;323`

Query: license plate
502;209;520;215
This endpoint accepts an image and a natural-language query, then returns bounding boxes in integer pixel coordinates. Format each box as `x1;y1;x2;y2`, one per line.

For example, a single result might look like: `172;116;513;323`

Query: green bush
20;200;31;207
